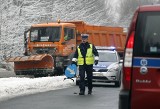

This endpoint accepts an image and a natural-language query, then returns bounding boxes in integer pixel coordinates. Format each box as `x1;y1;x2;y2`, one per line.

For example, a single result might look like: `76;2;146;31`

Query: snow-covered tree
0;0;160;61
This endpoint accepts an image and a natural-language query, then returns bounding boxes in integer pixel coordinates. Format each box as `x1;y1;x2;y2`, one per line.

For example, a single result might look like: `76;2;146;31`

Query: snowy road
0;68;120;109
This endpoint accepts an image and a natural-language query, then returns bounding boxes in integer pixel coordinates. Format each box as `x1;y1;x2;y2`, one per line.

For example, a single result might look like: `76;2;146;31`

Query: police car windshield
98;51;117;62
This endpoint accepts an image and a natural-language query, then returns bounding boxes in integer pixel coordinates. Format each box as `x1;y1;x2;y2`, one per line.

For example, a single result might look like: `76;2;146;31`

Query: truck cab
23;21;78;75
25;21;77;57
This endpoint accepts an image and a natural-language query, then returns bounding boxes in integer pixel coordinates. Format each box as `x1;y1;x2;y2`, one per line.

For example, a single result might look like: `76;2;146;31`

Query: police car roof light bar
95;46;116;51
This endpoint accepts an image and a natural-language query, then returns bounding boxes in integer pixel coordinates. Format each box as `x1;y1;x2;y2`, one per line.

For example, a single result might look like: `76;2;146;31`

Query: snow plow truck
6;20;127;77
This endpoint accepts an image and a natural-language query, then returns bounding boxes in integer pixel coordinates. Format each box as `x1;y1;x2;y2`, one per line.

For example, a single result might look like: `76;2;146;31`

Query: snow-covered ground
0;74;76;102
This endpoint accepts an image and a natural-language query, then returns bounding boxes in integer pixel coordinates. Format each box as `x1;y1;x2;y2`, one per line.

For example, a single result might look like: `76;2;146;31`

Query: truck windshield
30;27;61;42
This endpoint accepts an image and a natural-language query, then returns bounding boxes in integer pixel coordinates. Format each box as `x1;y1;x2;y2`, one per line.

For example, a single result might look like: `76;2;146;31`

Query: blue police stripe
133;57;160;67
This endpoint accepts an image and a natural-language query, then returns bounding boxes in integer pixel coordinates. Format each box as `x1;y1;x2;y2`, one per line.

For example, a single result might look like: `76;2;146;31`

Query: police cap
81;34;89;39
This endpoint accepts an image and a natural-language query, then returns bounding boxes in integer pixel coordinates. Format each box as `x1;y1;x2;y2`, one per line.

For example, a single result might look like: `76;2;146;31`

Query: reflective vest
77;44;94;65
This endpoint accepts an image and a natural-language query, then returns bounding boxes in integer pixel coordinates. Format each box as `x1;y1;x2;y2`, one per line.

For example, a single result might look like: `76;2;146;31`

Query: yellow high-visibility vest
77;44;94;65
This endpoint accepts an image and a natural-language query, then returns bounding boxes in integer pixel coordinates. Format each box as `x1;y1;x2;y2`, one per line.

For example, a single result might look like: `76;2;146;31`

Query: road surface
0;85;120;109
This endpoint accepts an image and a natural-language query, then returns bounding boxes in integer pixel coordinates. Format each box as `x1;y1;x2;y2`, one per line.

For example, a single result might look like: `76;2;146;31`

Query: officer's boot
88;90;92;95
79;90;85;95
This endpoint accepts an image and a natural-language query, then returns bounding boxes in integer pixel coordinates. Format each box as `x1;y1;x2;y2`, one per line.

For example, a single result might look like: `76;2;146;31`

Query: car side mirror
119;59;123;63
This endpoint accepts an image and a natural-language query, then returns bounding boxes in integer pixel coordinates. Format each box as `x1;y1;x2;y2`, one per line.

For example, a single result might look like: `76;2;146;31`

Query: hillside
0;0;159;61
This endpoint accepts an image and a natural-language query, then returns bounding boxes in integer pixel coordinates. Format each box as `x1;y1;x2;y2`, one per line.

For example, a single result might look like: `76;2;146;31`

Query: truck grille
32;47;56;54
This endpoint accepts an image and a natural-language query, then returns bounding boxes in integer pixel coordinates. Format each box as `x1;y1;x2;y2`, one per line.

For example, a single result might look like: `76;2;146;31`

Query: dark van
119;5;160;109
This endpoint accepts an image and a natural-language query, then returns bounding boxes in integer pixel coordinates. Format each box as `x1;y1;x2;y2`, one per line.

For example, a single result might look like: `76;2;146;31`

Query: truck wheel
54;67;64;76
49;72;54;76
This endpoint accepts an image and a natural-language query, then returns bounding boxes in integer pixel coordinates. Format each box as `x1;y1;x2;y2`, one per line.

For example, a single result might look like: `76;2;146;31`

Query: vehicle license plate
93;73;102;76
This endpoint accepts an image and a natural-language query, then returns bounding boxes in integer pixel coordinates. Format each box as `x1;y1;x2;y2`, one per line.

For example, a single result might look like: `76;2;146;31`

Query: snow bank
0;76;75;102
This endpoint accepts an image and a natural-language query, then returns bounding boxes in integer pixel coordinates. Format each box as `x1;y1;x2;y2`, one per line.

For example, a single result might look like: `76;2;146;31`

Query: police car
92;46;122;86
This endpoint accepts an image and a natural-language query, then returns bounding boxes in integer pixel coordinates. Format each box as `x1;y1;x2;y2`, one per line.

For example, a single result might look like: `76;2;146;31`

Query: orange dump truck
7;20;127;77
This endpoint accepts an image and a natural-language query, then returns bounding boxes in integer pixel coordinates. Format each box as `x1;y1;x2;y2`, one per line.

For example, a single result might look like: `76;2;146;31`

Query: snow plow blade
6;54;54;77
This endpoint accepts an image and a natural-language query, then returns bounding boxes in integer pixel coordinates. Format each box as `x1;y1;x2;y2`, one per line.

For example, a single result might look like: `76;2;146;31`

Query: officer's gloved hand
94;60;98;65
72;61;77;66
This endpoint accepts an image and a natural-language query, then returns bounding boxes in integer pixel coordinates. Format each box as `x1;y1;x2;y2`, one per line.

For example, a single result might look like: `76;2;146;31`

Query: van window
134;12;160;57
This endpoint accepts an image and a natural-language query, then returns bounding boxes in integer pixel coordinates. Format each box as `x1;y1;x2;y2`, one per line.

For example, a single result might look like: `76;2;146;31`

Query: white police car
92;46;122;87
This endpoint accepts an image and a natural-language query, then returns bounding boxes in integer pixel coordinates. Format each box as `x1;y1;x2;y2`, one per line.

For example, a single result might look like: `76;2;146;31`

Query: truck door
24;29;30;56
131;12;160;109
63;27;76;56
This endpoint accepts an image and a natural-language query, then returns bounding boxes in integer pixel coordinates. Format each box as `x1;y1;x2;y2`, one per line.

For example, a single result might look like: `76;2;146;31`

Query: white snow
0;68;7;71
0;75;76;102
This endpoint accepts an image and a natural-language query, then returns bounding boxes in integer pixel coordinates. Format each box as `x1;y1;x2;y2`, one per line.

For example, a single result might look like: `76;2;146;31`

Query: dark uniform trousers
79;64;93;92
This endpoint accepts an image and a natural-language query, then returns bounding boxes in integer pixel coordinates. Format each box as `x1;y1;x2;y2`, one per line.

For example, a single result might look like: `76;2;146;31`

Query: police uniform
72;34;99;95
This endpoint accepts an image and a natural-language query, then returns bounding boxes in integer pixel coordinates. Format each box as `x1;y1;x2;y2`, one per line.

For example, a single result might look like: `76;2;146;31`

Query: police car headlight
108;66;119;72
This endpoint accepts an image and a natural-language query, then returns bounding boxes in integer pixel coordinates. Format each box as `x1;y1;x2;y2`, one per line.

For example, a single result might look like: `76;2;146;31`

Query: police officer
72;34;99;95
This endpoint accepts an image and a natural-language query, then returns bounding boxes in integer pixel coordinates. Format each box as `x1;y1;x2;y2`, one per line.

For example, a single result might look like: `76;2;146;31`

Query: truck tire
54;67;64;76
